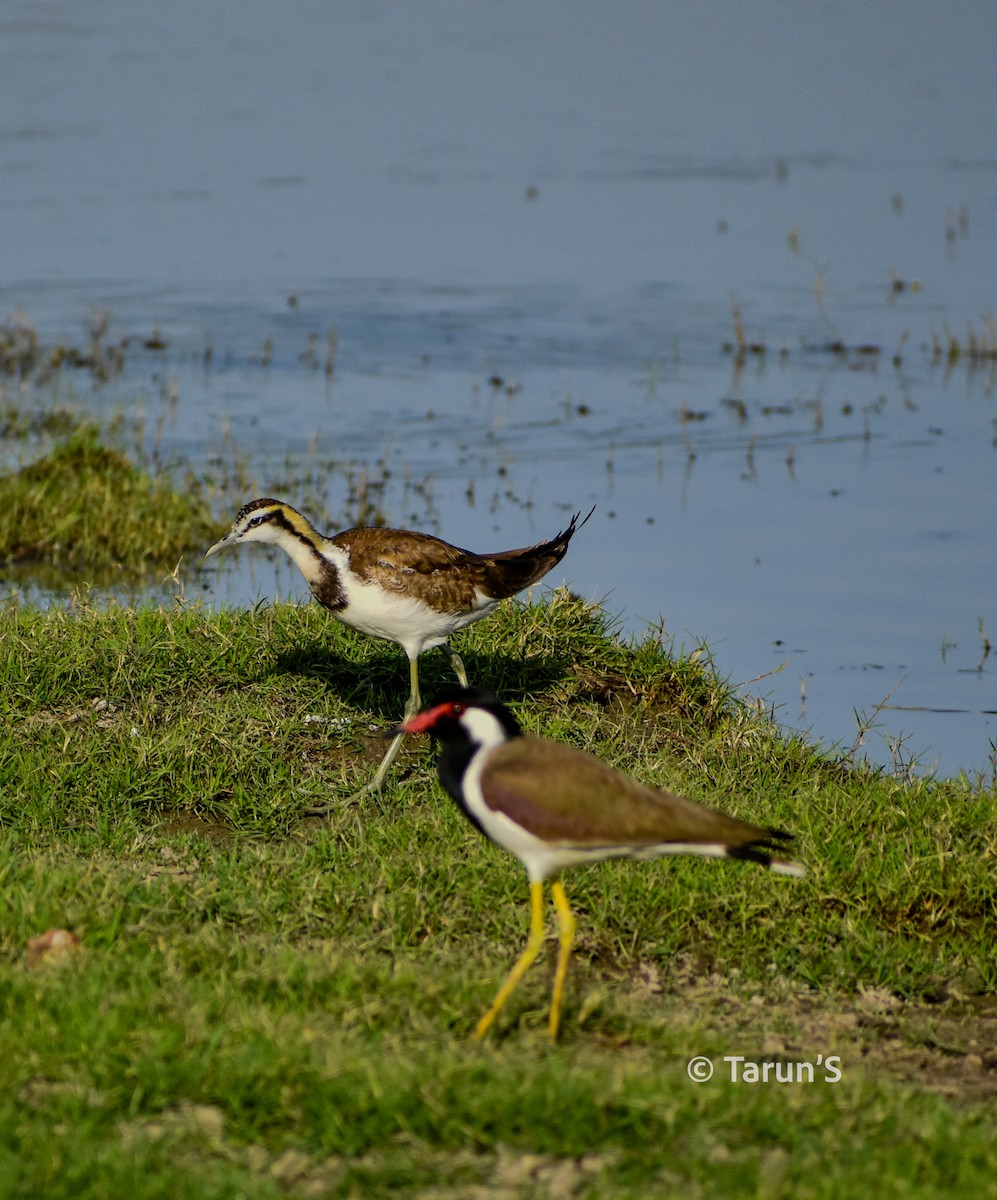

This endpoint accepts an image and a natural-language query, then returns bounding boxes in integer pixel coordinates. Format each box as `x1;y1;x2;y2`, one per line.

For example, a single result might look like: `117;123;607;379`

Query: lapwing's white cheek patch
458;707;510;754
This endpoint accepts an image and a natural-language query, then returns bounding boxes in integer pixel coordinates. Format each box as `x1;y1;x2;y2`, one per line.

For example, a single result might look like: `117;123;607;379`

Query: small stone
27;929;82;968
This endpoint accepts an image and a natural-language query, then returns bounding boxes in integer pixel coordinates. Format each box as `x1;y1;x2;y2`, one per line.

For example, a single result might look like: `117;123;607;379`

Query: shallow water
2;0;995;776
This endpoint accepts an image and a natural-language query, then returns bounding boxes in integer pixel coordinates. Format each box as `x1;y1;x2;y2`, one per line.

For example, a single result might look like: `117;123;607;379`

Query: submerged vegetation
1;306;136;386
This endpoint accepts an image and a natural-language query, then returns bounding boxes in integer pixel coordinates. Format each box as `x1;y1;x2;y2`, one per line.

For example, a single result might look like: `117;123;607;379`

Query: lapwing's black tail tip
727;828;805;878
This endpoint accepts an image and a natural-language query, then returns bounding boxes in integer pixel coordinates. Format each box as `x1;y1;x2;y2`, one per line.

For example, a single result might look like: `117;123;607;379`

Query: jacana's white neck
259;523;344;590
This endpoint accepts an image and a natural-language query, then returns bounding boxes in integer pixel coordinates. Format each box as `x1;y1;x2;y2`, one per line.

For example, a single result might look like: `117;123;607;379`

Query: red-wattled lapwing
205;500;594;798
400;688;805;1041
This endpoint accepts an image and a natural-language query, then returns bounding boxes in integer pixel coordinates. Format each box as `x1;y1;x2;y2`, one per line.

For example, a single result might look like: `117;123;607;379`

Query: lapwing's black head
399;687;523;746
398;688;522;810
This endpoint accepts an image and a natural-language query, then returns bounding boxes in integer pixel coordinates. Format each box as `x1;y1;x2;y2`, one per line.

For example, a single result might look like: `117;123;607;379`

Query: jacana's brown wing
479;737;774;850
333;527;491;612
334;511;591;611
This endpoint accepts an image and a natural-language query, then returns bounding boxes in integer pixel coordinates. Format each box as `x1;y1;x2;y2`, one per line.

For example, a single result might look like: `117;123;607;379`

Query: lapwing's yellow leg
439;643;469;688
548;881;576;1042
474;880;546;1040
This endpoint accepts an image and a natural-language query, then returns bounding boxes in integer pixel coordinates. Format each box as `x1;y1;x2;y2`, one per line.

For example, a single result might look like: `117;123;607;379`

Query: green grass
1;591;995;1198
0;427;219;575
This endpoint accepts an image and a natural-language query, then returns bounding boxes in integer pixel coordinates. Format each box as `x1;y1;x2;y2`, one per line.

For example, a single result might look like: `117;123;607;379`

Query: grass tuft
0;427;220;575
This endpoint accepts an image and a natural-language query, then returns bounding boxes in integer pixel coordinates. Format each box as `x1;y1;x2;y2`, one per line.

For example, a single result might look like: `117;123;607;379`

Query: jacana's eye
248;514;266;528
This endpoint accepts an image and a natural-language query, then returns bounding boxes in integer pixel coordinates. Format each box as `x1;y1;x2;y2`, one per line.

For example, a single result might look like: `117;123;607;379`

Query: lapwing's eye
452;704;465;717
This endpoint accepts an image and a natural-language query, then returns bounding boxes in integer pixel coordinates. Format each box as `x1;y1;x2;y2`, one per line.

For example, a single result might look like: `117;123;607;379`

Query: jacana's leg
306;656;420;812
440;643;469;688
474;880;546;1040
353;655;421;794
404;654;422;718
548;881;576;1042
